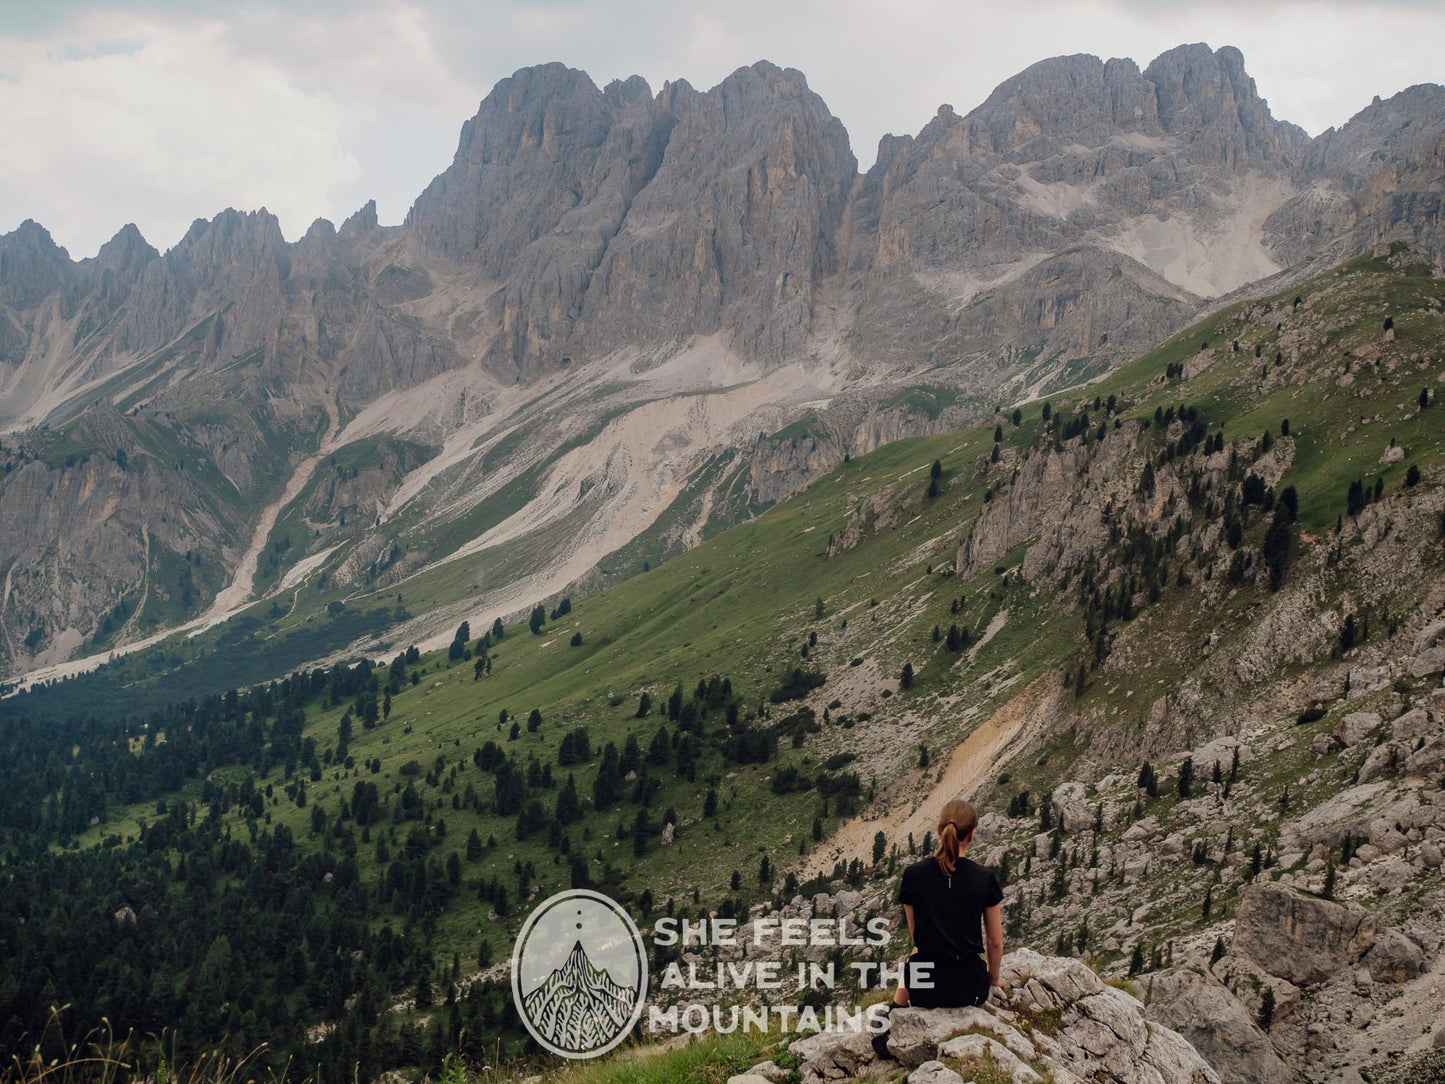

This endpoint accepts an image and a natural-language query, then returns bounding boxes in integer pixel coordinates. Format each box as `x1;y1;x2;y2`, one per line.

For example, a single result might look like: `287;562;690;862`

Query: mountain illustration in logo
522;939;639;1052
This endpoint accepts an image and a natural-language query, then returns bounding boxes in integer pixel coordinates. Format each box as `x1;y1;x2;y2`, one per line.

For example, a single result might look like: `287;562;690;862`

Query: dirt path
795;673;1059;878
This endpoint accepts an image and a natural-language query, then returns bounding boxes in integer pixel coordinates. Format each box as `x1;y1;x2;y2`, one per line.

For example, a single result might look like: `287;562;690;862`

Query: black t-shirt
899;856;1003;961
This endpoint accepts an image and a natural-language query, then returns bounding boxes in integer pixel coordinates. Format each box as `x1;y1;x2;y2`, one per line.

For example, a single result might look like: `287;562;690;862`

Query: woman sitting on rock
873;798;1004;1057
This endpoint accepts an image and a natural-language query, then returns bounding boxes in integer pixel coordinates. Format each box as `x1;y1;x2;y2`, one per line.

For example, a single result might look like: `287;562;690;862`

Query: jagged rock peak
894;42;1303;167
1143;42;1308;160
339;199;379;242
93;223;158;277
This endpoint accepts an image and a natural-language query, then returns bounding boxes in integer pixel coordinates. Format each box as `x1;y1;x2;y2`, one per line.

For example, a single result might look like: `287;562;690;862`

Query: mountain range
1;42;1441;682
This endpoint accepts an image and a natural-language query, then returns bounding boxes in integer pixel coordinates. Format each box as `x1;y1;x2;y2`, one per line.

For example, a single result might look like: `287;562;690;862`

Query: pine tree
900;662;914;690
1138;761;1158;797
1128;942;1145;975
1177;757;1194;799
1258;987;1275;1029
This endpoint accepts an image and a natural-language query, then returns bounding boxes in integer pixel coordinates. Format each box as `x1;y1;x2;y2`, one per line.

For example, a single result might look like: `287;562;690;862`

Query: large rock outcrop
783;950;1219;1084
1233;882;1377;986
1142;968;1296;1084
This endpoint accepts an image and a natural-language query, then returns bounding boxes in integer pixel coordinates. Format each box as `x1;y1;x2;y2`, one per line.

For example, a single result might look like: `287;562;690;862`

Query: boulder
1408;735;1445;775
1347;667;1390;697
1389;707;1432;741
1412;647;1445;678
1361;927;1425;983
1186;736;1253;776
1143;968;1296;1084
936;1034;1041;1082
1122;816;1162;843
906;1062;965;1084
1358;742;1399;782
1335;711;1381;746
1051;781;1096;832
1279;781;1389;852
787;1025;876;1081
742;1062;788;1083
867;950;1219;1084
1414;618;1445;655
1233;882;1376;985
888;1007;995;1068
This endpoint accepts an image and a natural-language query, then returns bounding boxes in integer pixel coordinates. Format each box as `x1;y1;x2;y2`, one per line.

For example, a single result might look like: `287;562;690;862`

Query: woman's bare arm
983;903;1004;985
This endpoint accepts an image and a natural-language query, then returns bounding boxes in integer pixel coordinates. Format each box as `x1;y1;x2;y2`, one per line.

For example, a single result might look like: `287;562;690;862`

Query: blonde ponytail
933;799;979;877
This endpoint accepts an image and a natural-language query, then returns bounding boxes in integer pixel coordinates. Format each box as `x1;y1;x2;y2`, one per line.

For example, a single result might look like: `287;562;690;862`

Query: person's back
899;853;1000;970
873;799;1004;1057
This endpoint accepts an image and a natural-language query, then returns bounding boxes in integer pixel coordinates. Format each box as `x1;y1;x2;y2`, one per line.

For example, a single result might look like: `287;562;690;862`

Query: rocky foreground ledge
728;949;1218;1084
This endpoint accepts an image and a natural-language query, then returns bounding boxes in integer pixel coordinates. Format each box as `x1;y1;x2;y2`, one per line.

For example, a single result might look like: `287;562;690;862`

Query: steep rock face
1268;83;1445;267
408;62;855;373
582;63;854;364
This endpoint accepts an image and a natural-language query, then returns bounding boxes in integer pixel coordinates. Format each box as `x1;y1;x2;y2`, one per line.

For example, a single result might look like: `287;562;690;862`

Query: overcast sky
1;0;1440;259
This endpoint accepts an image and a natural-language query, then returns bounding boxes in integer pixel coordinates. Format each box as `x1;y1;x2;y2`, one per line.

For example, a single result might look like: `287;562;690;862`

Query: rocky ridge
2;44;1443;682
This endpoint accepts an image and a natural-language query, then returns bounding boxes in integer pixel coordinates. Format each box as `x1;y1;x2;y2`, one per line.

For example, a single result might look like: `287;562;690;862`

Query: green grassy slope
17;247;1445;1075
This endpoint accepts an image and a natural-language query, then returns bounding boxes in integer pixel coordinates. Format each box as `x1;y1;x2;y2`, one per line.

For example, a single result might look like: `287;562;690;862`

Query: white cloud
0;12;363;256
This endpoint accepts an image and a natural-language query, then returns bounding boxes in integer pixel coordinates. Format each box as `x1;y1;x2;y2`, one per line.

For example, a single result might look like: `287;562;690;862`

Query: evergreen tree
1258;987;1275;1029
1177;757;1194;799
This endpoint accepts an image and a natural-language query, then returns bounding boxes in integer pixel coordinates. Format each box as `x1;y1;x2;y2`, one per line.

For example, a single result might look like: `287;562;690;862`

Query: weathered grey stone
743;1061;788;1083
1144;968;1296;1084
788;1027;876;1082
936;1034;1041;1082
1411;647;1445;678
906;1061;965;1084
1051;781;1096;832
1390;707;1432;741
1336;712;1381;747
1358;742;1399;782
1233;882;1376;985
1361;927;1424;983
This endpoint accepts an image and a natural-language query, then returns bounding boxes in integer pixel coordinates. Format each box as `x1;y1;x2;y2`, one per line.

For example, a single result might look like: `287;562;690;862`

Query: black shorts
904;953;989;1008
